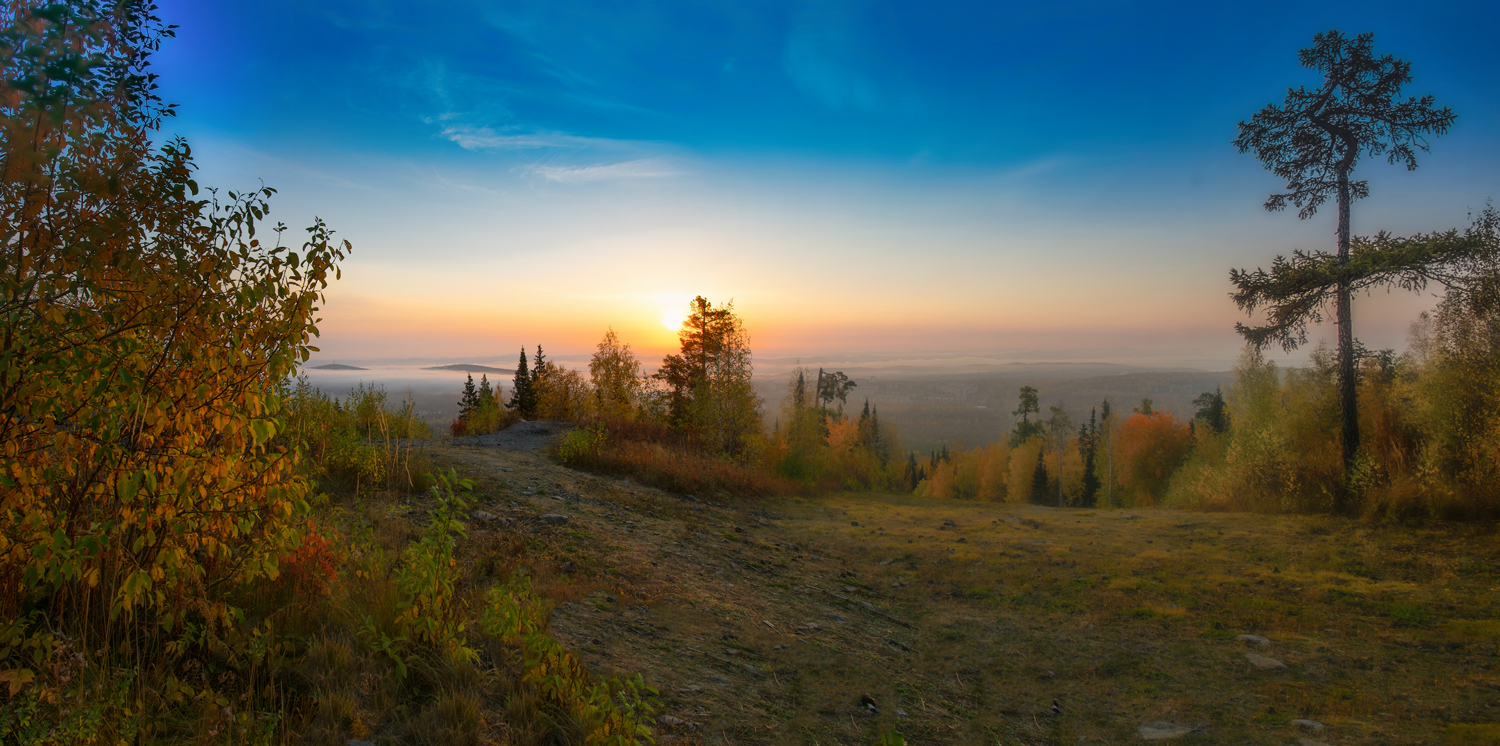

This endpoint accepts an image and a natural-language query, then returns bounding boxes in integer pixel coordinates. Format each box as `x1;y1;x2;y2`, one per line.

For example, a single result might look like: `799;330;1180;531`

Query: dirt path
421;424;1500;745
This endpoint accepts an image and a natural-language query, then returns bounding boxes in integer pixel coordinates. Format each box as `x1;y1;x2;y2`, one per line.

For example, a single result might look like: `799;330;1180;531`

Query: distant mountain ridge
423;364;515;374
312;363;367;370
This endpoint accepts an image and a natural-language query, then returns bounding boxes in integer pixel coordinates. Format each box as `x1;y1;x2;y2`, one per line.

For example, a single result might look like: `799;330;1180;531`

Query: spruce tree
458;373;479;422
509;348;533;418
478;374;494;407
1030;448;1049;505
1079;408;1101;507
1193;388;1229;434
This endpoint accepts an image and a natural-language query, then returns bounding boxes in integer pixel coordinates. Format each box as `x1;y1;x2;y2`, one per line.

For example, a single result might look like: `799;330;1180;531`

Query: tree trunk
1335;171;1359;512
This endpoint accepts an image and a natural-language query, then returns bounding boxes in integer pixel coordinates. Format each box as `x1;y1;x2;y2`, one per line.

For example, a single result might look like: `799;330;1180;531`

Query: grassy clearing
777;493;1500;744
433;438;1500;745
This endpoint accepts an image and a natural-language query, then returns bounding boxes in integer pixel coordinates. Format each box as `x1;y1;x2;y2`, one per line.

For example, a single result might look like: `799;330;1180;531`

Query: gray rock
1245;653;1287;669
1236;633;1271;646
1290;719;1325;732
658;715;685;726
541;513;569;525
1138;722;1193;740
471;510;498;522
1298;740;1331;746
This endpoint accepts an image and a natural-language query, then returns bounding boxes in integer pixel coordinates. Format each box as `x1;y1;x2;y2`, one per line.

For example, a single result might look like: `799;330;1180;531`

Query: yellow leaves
825;417;860;454
0;668;35;696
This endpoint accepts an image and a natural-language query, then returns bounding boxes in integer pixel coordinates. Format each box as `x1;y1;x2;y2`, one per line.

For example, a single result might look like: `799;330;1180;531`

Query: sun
660;310;683;331
653;292;692;333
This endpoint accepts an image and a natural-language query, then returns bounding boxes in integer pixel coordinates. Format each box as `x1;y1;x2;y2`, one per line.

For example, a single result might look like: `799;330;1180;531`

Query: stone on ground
1245;652;1286;669
1236;634;1271;647
1139;722;1193;740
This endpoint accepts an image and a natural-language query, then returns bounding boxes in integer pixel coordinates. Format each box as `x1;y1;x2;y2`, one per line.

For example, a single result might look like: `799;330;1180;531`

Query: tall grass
282;376;435;495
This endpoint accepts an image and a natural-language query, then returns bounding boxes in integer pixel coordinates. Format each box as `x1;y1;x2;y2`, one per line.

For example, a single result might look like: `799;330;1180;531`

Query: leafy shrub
281;523;345;600
558;423;608;464
1116;411;1195;505
394;471;476;660
481;572;659;745
0;3;344;737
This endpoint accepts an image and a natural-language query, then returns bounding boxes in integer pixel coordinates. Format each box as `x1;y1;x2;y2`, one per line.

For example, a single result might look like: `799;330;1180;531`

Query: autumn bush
0;5;665;744
1114;411;1196;505
0;2;354;740
558;418;795;499
1170;292;1500;520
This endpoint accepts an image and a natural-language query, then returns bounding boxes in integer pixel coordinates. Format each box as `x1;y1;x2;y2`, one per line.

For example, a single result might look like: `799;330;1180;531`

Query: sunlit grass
765;491;1500;744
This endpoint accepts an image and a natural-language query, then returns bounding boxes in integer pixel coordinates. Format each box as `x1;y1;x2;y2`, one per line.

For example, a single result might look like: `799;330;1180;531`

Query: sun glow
655;293;692;332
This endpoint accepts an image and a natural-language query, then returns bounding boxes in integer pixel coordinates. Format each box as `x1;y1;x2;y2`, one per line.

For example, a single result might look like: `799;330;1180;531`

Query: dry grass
429;436;1500;745
558;419;799;499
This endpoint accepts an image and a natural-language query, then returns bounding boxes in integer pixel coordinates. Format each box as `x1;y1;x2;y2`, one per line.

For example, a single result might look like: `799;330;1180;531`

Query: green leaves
1231;208;1500;353
249;418;277;446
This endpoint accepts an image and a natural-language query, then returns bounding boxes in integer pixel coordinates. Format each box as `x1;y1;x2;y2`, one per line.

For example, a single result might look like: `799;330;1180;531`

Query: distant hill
423;364;515;374
312;363;367;370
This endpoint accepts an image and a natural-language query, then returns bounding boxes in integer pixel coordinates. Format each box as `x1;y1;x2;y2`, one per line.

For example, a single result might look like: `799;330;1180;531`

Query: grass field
427;441;1500;745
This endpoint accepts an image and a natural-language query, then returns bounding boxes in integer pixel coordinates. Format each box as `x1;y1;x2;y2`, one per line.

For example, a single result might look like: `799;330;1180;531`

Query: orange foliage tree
0;0;345;722
1116;412;1195;505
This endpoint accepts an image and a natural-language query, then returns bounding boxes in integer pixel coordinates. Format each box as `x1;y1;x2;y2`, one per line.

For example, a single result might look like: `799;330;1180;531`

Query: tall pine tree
509;347;535;418
458;373;479;422
1030;448;1050;505
1079;408;1101;507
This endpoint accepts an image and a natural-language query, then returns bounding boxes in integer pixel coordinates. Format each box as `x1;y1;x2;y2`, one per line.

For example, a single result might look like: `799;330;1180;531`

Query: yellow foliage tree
589;327;643;421
0;0;345;726
534;361;594;422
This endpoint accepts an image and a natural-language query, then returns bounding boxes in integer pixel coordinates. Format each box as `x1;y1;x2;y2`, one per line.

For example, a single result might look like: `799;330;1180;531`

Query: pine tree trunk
1335;171;1359;513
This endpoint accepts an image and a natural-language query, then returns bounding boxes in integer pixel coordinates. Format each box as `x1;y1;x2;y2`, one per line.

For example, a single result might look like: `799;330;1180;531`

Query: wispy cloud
439;125;614;151
523;158;684;183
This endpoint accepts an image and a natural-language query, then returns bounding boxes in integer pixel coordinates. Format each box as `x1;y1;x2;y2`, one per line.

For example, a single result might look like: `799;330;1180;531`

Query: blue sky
152;0;1500;368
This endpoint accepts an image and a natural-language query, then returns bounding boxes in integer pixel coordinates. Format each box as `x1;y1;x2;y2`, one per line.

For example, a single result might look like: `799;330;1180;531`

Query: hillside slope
428;433;1499;745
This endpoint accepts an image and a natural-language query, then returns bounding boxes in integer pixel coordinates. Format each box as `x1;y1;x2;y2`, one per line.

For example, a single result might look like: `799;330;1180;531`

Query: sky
152;0;1500;370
